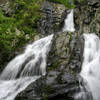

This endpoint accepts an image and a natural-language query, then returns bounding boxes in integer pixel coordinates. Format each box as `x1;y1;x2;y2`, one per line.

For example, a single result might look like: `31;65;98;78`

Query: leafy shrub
13;0;42;34
0;0;42;66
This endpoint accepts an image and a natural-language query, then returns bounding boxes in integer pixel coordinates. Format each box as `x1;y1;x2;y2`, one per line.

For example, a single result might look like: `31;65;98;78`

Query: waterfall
63;9;75;32
80;33;100;100
0;34;53;100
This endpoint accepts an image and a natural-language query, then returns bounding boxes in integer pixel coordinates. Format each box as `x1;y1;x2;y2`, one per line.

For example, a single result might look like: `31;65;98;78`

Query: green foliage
0;8;15;52
0;0;42;66
47;0;75;8
47;0;87;8
0;8;27;64
13;0;42;34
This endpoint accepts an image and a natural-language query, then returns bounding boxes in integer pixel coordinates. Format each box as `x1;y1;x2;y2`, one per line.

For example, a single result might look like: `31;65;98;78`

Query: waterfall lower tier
0;34;53;100
0;76;40;100
80;33;100;100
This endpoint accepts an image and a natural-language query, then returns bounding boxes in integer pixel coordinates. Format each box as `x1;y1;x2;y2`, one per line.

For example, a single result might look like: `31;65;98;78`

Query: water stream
63;9;75;32
0;34;53;100
80;33;100;100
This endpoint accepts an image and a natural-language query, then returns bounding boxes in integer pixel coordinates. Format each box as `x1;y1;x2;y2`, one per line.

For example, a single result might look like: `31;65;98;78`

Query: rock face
39;1;55;34
74;0;100;34
39;1;66;34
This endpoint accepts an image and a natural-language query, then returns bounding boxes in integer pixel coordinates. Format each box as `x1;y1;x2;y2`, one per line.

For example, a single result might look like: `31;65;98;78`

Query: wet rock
15;68;80;100
74;0;100;34
15;66;92;100
68;34;84;73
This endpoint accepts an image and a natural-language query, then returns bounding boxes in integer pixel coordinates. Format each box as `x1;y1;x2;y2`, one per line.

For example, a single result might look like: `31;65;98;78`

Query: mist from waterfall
63;9;75;32
0;34;53;100
80;33;100;100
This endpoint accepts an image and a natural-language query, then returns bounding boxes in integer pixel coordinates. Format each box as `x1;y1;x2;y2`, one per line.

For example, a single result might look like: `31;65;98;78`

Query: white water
63;9;75;32
80;33;100;100
0;34;53;100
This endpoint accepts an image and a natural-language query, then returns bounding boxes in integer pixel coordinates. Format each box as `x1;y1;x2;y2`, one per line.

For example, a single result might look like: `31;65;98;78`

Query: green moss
56;73;63;84
48;60;61;70
42;85;55;100
42;93;48;100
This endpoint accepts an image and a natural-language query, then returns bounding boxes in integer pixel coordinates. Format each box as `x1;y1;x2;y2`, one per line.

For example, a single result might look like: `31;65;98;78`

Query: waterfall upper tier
63;9;75;32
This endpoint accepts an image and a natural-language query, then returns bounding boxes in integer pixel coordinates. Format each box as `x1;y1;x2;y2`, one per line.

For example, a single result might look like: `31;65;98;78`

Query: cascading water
80;33;100;100
63;9;75;32
0;34;53;100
